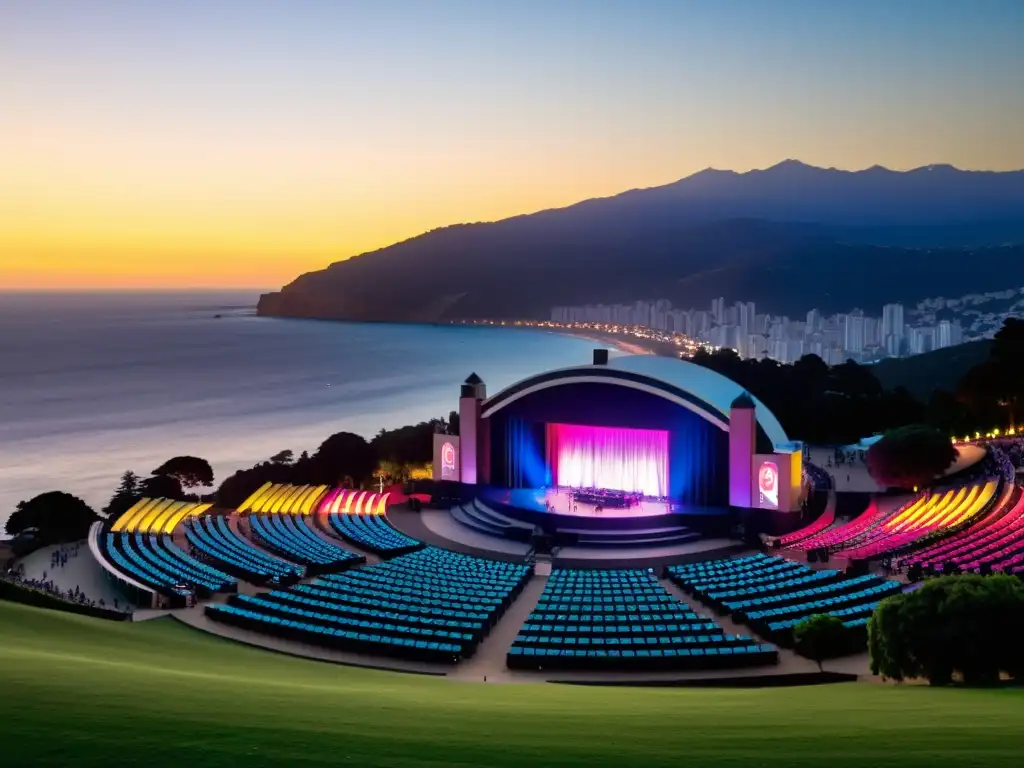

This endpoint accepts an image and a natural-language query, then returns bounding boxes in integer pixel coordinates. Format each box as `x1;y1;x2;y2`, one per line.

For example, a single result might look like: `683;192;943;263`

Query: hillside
3;602;1024;767
870;339;993;399
258;162;1024;323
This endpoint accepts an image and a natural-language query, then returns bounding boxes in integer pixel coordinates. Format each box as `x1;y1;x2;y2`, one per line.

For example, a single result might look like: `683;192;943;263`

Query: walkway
449;573;549;682
17;541;124;608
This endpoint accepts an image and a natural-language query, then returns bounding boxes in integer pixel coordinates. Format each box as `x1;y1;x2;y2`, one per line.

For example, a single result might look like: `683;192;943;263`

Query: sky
2;0;1023;290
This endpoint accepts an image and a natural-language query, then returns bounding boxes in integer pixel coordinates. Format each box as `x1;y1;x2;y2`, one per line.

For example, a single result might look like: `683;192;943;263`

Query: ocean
0;291;606;531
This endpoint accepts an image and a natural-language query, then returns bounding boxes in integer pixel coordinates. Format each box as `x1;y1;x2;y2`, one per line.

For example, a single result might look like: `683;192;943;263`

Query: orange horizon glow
4;2;1023;291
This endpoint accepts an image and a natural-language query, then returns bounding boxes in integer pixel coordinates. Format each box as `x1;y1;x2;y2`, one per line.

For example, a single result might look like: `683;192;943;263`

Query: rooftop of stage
480;353;790;448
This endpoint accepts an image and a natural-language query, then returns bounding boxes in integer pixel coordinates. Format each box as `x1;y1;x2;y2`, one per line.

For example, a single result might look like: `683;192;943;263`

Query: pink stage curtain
546;423;668;497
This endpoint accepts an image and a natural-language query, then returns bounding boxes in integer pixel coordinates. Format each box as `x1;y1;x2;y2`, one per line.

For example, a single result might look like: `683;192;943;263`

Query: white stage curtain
546;423;668;497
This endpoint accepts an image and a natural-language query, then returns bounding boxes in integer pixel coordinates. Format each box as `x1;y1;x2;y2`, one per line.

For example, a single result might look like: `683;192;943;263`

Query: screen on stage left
432;433;460;482
546;423;668;497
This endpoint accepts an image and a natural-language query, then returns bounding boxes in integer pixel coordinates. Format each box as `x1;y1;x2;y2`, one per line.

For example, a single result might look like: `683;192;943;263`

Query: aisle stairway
449;573;549;681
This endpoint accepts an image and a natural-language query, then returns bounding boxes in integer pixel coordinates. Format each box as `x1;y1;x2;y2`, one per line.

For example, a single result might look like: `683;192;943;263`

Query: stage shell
466;354;792;508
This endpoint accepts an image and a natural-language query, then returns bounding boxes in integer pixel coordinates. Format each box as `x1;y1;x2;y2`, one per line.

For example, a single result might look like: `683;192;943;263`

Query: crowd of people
984;437;1024;471
3;542;130;614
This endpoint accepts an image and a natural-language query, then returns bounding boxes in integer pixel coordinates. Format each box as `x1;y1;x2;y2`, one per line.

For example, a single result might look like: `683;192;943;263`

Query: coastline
552;329;679;358
253;309;682;359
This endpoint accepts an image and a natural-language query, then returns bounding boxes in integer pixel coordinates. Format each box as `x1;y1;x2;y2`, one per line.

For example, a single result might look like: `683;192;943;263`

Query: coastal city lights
449;319;713;358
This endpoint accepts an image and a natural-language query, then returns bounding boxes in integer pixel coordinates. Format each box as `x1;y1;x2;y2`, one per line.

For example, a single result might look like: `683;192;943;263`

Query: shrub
793;614;849;670
868;573;1024;685
0;579;129;621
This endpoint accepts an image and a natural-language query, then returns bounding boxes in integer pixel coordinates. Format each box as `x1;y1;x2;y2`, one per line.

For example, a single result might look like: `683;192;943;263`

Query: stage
388;505;747;570
522;487;673;518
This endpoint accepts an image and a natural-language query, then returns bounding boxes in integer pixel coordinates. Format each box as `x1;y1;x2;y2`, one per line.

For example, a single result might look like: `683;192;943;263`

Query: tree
311;432;377;487
793;614;849;671
868;574;1024;685
140;473;185;501
958;318;1024;428
5;491;101;544
269;450;294;465
446;410;460;435
215;462;293;510
103;470;142;520
865;424;958;490
151;456;214;489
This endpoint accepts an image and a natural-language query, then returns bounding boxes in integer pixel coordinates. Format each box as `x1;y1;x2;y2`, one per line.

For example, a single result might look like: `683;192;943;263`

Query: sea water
0;291;604;528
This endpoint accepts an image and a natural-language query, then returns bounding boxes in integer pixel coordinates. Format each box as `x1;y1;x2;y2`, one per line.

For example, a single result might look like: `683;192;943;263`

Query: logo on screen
441;442;457;479
758;461;779;509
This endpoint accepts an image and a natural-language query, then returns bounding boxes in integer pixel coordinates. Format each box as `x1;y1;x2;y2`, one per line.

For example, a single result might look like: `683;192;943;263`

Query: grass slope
2;601;1023;767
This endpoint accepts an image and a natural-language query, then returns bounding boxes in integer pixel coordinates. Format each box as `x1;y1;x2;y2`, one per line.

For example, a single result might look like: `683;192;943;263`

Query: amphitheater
5;354;1024;765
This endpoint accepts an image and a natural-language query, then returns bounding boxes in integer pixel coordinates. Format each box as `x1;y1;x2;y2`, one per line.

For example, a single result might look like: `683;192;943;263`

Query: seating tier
206;547;532;664
248;513;364;573
185;515;304;585
327;512;423;556
101;532;236;601
669;553;903;646
507;569;776;671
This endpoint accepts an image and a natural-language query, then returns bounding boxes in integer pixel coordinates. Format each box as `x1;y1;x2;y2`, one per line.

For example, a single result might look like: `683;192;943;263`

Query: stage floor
510;487;672;518
389;507;745;570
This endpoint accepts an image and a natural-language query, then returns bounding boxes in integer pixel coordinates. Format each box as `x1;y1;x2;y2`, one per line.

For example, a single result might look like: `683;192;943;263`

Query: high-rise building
805;309;820;333
936;320;953;350
633;300;651;328
738;302;755;336
711;297;725;325
881;303;905;356
844;309;866;354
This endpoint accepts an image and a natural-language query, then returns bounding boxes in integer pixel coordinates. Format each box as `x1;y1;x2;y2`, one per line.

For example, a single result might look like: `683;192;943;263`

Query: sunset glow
3;0;1023;290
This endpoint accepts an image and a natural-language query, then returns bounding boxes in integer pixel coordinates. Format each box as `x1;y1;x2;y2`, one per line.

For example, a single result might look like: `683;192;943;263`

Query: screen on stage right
546;423;668;497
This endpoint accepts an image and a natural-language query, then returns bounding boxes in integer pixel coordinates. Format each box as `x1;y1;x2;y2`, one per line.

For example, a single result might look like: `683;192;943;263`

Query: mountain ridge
259;161;1024;324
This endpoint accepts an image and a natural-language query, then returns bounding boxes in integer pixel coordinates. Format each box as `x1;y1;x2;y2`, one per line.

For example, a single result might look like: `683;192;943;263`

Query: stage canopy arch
477;354;789;507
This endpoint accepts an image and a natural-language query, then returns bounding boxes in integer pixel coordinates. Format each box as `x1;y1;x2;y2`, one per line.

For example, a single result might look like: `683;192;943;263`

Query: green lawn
1;601;1022;767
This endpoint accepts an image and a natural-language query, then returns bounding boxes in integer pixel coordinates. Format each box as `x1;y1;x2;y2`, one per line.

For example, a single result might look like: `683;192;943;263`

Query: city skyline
3;0;1024;289
549;294;991;365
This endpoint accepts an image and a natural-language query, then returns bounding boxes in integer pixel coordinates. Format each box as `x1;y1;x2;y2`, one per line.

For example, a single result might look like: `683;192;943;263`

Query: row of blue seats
102;532;235;602
293;579;501;617
248;514;364;573
328;513;423;556
530;610;699;623
520;621;724;635
741;582;901;623
508;642;777;672
509;569;776;671
102;534;192;604
670;554;902;647
704;569;840;601
232;594;476;645
206;547;533;664
253;588;482;631
720;573;887;612
767;602;879;633
675;559;809;591
185;515;304;585
207;603;464;664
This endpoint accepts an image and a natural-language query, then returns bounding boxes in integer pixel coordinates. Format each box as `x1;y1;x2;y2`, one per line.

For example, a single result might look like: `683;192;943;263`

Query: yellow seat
149;501;187;534
111;498;150;533
258;484;291;513
238;481;274;513
299;485;329;515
